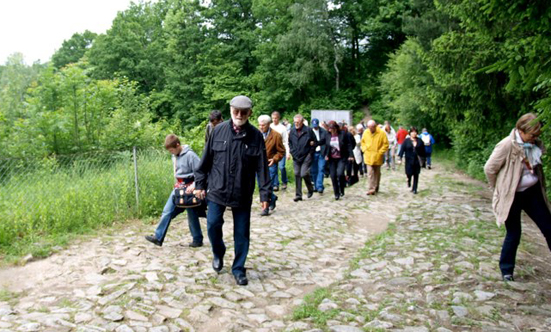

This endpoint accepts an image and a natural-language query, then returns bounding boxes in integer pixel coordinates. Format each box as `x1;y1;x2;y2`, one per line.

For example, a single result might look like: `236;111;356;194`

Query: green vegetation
0;0;549;255
0;149;173;260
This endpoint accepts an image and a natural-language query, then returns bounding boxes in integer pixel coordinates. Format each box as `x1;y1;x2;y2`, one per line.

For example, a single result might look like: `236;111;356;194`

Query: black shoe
281;184;287;190
340;192;345;197
428;165;432;170
189;241;203;248
293;196;302;202
407;180;411;188
260;208;270;216
145;235;162;247
503;274;514;282
307;191;314;198
318;188;324;194
212;256;223;272
335;195;340;200
269;196;277;211
273;186;279;192
234;273;248;286
413;190;418;194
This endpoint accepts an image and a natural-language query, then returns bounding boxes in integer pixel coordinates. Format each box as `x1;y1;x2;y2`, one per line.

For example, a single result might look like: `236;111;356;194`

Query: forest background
0;0;550;257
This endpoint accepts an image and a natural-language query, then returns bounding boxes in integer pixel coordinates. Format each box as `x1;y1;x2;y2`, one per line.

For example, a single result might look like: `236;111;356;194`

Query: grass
0;149;173;262
292;287;340;326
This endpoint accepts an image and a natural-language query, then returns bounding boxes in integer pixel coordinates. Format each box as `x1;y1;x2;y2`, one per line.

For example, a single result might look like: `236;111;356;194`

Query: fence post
133;146;140;214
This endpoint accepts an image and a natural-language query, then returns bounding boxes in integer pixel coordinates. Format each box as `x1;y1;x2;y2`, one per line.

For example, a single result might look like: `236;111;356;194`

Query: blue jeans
310;151;326;191
272;158;288;187
155;191;203;244
207;200;251;275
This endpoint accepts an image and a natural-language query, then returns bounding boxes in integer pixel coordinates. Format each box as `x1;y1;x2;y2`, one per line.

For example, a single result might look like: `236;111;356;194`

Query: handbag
173;184;203;208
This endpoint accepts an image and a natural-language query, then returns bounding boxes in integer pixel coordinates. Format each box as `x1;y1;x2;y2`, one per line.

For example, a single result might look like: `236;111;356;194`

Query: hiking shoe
189;241;203;248
503;274;514;282
260;208;270;216
145;235;162;247
269;196;277;211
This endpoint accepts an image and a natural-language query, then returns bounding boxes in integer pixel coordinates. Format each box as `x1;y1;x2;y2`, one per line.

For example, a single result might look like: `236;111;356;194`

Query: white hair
258;114;272;124
356;124;363;130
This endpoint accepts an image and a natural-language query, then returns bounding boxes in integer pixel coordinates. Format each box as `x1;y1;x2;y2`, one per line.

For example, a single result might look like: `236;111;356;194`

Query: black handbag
173;185;202;208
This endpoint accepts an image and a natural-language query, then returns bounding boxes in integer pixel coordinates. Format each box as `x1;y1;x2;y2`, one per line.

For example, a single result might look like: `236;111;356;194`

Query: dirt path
0;161;550;332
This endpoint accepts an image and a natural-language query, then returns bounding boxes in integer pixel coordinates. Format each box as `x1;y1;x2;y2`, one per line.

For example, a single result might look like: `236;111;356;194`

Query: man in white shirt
270;111;290;190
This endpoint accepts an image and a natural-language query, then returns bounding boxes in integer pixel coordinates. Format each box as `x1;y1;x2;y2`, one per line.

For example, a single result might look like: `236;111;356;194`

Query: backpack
421;134;431;146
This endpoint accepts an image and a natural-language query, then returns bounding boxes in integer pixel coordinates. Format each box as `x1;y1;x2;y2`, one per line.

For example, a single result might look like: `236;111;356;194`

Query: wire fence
0;148;174;250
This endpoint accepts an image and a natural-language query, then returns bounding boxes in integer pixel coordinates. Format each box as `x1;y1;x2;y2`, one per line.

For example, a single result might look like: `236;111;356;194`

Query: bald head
367;120;377;133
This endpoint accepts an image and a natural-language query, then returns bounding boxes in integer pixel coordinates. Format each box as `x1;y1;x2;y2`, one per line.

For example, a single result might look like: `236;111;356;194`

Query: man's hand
325;156;329;161
261;201;269;210
348;157;354;161
310;141;315;146
185;183;195;194
287;155;291;161
268;158;274;167
193;189;206;200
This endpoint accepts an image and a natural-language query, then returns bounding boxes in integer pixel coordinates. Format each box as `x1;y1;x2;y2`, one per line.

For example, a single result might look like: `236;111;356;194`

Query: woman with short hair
398;127;426;194
484;113;551;282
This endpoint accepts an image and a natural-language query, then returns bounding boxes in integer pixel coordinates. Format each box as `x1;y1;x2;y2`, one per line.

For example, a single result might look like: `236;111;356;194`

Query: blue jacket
420;132;435;153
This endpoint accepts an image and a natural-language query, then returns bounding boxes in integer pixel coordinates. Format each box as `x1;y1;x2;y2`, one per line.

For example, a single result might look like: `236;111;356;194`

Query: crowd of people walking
142;94;445;285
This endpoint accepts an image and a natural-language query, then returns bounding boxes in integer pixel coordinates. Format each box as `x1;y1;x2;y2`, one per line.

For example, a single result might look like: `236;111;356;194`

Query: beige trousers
367;165;381;193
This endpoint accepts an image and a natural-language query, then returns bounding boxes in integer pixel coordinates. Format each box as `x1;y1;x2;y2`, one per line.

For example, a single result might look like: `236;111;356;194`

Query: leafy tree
51;30;97;69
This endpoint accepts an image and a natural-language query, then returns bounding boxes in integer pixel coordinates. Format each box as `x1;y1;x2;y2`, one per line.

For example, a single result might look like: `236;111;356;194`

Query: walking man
194;95;270;286
289;114;316;201
270;111;290;191
258;115;285;215
310;118;328;193
361;120;389;195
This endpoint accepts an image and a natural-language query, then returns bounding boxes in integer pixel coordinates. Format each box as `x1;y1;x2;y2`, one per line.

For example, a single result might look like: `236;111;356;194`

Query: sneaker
145;235;162;247
273;186;279;192
281;184;287;190
503;274;514;282
260;208;270;216
189;241;203;248
269;196;277;211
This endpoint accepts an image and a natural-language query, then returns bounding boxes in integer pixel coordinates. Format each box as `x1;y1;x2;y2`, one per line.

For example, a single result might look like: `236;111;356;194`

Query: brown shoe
366;191;375;195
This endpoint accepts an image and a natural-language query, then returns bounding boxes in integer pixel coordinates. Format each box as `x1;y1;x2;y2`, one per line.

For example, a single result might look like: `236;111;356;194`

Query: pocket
212;140;227;164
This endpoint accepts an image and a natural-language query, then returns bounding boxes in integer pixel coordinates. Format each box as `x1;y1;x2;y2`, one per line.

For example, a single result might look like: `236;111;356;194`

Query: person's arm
378;133;389;158
430;134;435;145
257;136;271;207
282;128;290;158
194;134;214;193
346;133;354;159
398;140;405;158
484;140;507;189
273;133;285;164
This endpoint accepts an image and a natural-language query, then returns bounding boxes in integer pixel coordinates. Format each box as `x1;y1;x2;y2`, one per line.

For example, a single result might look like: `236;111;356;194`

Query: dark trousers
328;158;346;197
407;173;419;193
206;200;251;275
500;183;551;276
293;154;314;198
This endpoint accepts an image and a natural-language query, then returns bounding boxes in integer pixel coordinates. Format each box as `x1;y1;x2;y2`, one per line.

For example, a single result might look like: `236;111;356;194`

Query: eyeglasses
231;109;250;116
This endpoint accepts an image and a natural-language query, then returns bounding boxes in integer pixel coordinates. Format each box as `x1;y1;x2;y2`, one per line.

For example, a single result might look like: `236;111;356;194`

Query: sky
0;0;146;65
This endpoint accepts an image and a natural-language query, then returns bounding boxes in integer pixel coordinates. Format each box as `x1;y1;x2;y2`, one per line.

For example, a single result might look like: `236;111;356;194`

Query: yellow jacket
361;126;389;166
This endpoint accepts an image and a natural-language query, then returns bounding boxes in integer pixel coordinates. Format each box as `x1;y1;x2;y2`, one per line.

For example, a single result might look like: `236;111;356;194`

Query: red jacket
396;128;408;145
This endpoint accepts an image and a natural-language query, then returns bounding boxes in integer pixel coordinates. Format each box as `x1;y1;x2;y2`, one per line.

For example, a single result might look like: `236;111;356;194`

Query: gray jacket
173;145;200;179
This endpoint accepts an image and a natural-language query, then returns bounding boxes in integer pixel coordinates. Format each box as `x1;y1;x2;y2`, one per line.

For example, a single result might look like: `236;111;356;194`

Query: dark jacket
325;131;354;160
195;120;270;208
312;127;330;156
289;125;317;163
399;137;426;175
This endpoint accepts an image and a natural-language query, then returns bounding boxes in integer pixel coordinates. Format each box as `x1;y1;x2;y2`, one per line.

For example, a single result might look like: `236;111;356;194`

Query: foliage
0;149;172;258
51;30;97;69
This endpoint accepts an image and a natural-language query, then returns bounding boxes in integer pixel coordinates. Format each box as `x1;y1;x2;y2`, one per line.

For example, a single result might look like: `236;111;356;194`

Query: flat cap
230;95;253;109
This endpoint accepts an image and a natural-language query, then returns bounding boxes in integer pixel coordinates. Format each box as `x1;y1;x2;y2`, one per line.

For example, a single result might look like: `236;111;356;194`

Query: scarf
515;130;542;168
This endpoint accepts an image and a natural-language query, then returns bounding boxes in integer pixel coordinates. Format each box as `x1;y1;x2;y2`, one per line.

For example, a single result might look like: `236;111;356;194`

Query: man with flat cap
194;95;270;286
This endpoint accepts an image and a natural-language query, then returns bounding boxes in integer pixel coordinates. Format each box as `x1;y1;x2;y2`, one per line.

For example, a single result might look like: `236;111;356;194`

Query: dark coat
195;120;270;208
289;125;317;163
325;131;354;160
312;127;330;156
399;137;426;175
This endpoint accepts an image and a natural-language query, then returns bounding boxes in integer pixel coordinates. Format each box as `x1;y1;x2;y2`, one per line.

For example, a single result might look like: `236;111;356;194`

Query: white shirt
270;122;290;157
312;128;321;152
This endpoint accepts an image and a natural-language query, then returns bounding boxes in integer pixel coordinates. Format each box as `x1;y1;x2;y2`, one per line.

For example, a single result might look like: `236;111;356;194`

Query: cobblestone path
0;162;550;332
